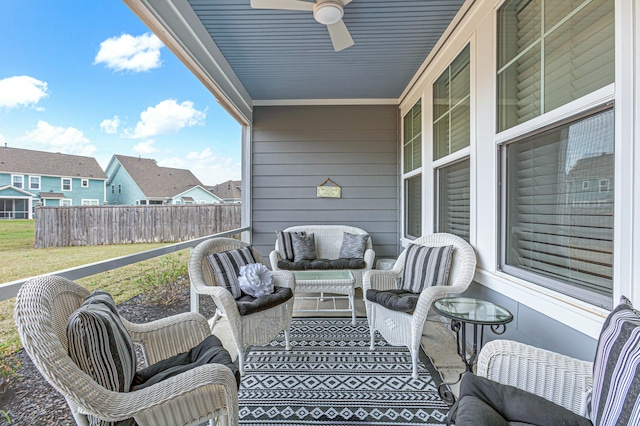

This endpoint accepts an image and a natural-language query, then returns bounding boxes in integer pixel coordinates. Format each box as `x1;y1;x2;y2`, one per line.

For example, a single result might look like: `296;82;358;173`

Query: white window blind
502;108;614;308
497;0;614;132
437;159;470;241
405;175;422;238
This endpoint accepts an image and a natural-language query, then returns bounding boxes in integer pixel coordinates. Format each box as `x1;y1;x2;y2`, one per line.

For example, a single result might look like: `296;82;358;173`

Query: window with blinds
437;159;470;241
404;101;422;173
434;45;470;160
502;108;614;308
497;0;614;132
405;175;422;238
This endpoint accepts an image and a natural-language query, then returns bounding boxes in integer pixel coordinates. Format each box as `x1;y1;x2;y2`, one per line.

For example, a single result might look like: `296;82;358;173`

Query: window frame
61;178;72;191
498;104;615;309
81;199;99;206
29;176;41;190
401;99;424;240
81;179;89;188
11;175;23;189
60;199;72;207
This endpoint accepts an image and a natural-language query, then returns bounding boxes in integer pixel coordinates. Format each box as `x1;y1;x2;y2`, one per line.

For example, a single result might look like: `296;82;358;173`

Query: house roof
207;180;241;200
113;154;205;198
0;146;107;179
124;0;469;122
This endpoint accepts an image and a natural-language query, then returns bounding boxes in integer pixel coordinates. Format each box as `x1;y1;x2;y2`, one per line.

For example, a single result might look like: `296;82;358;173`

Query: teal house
105;154;222;205
0;146;108;219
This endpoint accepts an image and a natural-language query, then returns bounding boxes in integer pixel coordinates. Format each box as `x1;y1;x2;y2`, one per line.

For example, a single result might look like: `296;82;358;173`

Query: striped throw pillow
589;296;640;426
276;231;306;261
207;247;257;299
67;291;137;426
399;244;454;294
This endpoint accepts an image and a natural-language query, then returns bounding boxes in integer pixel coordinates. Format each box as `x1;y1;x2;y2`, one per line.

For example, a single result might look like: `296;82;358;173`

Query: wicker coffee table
291;270;356;325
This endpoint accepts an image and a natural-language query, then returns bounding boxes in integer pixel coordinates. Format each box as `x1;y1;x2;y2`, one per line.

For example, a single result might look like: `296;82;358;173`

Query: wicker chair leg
284;328;291;350
411;350;419;379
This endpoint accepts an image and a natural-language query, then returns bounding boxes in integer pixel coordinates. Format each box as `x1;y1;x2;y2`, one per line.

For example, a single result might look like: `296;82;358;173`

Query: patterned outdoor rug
238;318;450;425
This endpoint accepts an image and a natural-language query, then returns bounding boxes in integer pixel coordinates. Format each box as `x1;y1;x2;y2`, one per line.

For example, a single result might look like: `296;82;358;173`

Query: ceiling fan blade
250;0;314;11
341;0;353;5
327;19;354;52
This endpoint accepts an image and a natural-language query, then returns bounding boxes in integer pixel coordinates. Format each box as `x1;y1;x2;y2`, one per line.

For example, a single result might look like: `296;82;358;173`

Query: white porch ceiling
186;0;467;101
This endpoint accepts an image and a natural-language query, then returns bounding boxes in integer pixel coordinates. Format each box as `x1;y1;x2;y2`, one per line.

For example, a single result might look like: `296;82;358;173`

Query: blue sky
0;0;241;186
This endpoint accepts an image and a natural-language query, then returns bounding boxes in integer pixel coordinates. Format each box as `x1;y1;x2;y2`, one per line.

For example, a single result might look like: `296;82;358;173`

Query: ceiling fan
250;0;354;52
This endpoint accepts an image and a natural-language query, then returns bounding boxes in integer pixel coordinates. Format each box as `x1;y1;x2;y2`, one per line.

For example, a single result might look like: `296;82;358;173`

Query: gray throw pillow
338;232;369;259
291;232;317;262
399;244;454;293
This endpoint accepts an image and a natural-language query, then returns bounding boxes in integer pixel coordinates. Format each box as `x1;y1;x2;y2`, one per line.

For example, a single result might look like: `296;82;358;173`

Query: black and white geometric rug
238;318;451;425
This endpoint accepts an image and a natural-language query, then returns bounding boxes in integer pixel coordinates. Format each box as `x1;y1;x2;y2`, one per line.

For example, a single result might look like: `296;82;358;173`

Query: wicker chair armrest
363;249;376;270
272;270;296;291
362;269;401;292
123;312;211;366
269;250;283;270
76;363;239;425
477;339;593;415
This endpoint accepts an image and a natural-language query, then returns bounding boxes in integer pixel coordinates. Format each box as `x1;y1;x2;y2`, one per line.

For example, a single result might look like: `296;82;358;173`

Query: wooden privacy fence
34;204;242;248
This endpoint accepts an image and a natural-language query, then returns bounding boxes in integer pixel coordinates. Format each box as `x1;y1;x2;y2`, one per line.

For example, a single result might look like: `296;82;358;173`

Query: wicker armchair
476;339;593;415
14;275;238;426
189;237;295;375
363;233;476;378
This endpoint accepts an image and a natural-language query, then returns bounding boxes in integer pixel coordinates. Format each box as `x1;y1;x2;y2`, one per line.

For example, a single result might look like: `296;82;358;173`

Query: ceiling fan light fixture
313;1;344;25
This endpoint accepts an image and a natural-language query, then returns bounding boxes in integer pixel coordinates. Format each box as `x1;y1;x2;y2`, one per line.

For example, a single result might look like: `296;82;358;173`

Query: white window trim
401;97;425;242
81;179;89;188
81;199;99;206
61;178;72;191
61;199;72;206
28;175;41;190
11;174;23;189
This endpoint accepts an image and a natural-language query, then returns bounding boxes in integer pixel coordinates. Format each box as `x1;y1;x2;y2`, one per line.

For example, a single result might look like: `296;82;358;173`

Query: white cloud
94;33;163;72
100;116;121;134
0;76;48;109
132;139;157;154
16;120;96;156
100;115;120;135
157;148;240;186
125;99;206;139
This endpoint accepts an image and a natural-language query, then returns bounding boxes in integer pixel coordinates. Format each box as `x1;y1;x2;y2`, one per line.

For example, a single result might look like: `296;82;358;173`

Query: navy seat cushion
277;258;366;270
366;288;418;313
132;335;240;390
235;285;293;316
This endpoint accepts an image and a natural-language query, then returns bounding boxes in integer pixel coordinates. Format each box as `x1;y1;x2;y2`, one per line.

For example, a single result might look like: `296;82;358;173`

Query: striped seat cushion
399;244;454;294
67;290;137;426
590;296;640;426
206;247;257;299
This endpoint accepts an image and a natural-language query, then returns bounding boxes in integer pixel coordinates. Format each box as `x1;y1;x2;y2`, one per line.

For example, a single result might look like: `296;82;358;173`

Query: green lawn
0;220;189;356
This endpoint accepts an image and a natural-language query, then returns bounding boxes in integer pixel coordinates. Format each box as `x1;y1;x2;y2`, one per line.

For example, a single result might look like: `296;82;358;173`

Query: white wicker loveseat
269;225;375;288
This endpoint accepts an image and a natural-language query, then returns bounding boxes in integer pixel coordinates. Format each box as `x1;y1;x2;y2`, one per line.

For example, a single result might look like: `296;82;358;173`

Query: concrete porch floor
211;287;466;398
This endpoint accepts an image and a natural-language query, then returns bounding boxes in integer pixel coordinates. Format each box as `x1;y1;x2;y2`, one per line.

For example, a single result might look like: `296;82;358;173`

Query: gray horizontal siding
251;105;400;265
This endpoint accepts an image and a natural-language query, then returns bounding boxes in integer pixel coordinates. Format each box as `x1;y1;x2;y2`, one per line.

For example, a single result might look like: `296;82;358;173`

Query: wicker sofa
269;225;375;288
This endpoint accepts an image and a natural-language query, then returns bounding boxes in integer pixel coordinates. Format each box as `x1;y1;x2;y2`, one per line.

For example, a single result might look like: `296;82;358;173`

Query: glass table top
434;297;513;325
291;270;354;281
